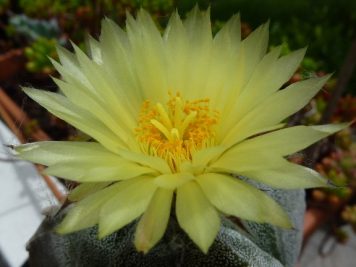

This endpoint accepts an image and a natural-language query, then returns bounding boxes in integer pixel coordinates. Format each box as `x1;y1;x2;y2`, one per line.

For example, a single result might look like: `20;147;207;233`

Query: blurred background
0;0;355;266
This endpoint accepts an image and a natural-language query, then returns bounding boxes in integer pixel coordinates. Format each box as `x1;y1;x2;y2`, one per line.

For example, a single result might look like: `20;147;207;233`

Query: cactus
27;184;305;266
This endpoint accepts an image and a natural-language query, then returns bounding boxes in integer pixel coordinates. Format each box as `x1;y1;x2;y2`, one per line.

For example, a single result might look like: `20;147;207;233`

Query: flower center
135;92;219;172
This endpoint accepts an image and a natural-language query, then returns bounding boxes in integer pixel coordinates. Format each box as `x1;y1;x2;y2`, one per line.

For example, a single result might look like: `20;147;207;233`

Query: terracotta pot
302;196;350;247
0;49;26;82
303;208;330;244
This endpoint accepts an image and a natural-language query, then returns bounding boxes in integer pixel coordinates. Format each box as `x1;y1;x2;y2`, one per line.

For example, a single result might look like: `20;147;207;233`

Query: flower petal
100;18;141;108
53;46;136;140
176;181;220;253
215;22;269;131
126;9;168;103
98;177;157;238
184;6;212;44
223;47;306;133
44;161;154;182
207;14;241;108
239;161;328;189
214;13;240;48
134;188;173;253
56;181;126;234
191;146;226;174
53;77;133;144
71;43;139;130
164;11;189;93
68;182;111;201
230;123;348;156
209;150;285;173
86;35;102;64
153;173;195;189
242;48;305;106
180;7;213;99
118;149;172;174
196;173;292;228
54;46;93;91
16;141;155;182
223;74;331;146
236;21;269;88
22;88;124;151
15;141;115;164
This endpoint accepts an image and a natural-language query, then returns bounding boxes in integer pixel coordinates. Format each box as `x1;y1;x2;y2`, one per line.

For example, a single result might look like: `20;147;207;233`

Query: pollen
135;92;219;172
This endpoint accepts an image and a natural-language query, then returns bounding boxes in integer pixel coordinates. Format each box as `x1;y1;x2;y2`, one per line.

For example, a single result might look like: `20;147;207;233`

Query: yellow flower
16;8;346;253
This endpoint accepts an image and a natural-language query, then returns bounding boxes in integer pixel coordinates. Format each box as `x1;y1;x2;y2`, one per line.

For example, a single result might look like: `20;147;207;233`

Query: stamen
136;93;219;172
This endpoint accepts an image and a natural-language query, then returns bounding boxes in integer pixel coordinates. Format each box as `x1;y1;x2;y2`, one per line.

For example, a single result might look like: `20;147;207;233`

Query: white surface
0;121;66;267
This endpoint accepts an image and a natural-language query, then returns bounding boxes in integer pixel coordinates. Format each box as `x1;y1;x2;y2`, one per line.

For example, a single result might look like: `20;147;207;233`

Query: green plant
24;38;58;74
9;15;60;40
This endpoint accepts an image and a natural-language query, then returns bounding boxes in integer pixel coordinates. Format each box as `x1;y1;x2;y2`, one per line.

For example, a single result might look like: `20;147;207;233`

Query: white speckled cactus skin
27;186;304;267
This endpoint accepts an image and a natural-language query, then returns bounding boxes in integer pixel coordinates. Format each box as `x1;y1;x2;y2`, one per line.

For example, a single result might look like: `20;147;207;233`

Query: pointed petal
224;48;306;133
218;22;269;125
184;6;212;43
206;14;241;106
239;21;269;75
196;173;292;228
209;149;285;173
98;177;157;238
56;181;126;234
219;46;280;133
53;78;134;146
230;123;348;156
16;141;155;182
53;78;133;144
223;75;331;146
176;181;220;253
86;35;102;64
15;141;117;165
180;7;213;99
239;161;328;189
126;9;168;103
214;13;241;47
100;18;141;108
135;188;173;253
68;182;111;201
239;45;282;97
71;43;139;130
55;46;93;91
50;58;99;107
164;11;189;93
234;22;269;90
241;48;306;105
44;160;154;182
22;88;124;151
